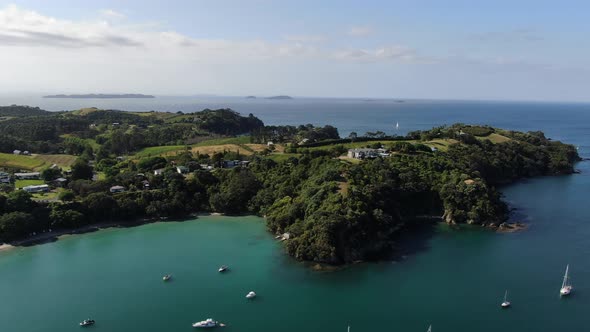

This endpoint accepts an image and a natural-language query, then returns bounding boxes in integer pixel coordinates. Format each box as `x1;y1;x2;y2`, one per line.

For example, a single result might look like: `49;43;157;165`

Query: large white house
22;184;49;193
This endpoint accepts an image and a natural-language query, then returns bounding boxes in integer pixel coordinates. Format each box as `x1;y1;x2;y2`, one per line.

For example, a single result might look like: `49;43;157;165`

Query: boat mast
504;290;508;302
563;264;570;288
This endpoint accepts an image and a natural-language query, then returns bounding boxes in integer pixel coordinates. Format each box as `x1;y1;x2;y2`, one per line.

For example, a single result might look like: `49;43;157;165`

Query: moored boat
560;264;573;296
246;291;256;299
79;319;95;327
501;290;511;308
192;318;225;328
163;274;172;281
218;265;228;273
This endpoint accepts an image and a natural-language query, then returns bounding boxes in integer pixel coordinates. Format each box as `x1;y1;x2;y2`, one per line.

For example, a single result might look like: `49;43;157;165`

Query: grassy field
266;153;301;162
0;153;47;170
477;133;511;144
15;179;44;189
34;154;77;169
134;136;255;158
0;152;77;171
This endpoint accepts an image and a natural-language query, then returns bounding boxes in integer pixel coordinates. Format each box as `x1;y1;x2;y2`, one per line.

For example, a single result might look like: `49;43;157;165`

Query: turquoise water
0;98;589;331
1;158;589;332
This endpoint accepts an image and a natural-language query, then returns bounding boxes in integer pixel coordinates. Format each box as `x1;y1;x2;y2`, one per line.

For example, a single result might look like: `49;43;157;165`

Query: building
154;168;165;176
22;184;49;193
0;171;11;184
109;185;126;193
13;150;21;155
347;148;379;159
14;172;41;180
176;166;189;174
22;151;31;156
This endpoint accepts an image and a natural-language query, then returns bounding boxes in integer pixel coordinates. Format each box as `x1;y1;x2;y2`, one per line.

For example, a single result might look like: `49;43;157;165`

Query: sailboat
501;290;511;308
560;264;573;296
426;325;432;332
395;121;399;129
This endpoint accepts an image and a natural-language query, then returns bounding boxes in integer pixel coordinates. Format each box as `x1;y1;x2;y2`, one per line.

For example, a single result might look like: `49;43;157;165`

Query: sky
1;0;590;101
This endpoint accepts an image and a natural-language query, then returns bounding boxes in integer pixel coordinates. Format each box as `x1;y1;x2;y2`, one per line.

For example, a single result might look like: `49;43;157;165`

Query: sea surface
0;97;589;331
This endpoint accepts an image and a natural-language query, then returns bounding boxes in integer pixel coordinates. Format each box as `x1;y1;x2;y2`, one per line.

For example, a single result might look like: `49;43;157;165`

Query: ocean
0;96;589;331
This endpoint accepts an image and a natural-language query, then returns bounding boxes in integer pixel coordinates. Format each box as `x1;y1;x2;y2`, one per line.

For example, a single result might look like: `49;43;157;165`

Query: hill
43;94;155;99
0;105;51;117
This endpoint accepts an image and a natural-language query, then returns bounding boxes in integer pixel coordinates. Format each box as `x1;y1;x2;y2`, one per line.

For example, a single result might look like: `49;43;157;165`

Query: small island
245;96;257;99
0;106;580;265
43;94;155;99
266;95;293;100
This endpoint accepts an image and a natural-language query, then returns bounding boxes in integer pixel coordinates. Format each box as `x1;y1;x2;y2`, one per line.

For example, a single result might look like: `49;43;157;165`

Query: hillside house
110;185;126;193
14;172;41;180
13;150;21;155
22;184;49;193
347;148;379;159
154;168;165;176
0;172;11;184
176;166;189;174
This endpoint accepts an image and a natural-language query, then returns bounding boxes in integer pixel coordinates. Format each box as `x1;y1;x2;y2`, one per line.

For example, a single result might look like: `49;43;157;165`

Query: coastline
0;212;226;252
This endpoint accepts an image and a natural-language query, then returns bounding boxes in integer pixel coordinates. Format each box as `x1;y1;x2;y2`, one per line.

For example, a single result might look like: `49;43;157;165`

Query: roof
54;178;68;182
110;185;125;190
23;184;49;190
14;172;40;176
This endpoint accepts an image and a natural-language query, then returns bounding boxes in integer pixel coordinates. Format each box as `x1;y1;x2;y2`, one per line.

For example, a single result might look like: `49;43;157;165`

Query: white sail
347;326;350;332
427;325;432;332
562;264;570;288
396;122;399;129
504;290;508;302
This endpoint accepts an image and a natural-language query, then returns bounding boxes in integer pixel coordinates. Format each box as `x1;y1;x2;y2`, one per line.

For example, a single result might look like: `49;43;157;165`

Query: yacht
79;319;95;327
246;291;257;299
501;290;511;308
193;318;225;328
560;264;573;296
163;274;172;281
218;265;228;273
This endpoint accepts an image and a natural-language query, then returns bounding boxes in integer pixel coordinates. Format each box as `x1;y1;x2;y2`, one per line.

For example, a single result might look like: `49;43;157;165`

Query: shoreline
0;212;226;251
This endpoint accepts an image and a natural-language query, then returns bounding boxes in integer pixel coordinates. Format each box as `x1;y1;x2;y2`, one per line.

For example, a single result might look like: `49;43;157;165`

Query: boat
163;274;172;281
560;264;573;296
395;121;399;129
192;318;225;328
218;265;228;273
246;291;257;299
426;324;432;332
79;319;95;327
501;290;511;308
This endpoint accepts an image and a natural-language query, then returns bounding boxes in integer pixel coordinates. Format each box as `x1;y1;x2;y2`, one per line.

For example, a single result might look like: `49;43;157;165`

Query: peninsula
43;94;155;99
0;106;579;264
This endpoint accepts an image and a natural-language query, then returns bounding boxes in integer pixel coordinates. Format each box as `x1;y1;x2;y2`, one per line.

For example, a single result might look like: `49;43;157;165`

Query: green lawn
0;153;47;170
477;133;512;144
15;179;45;189
266;153;301;162
134;136;252;158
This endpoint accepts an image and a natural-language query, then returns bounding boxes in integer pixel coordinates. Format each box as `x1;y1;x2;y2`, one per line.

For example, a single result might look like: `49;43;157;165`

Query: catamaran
501;290;511;308
560;264;573;296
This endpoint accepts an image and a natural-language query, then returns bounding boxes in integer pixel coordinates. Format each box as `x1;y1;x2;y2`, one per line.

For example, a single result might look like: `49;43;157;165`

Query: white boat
560;264;573;296
501;290;511;308
218;265;228;273
163;274;172;281
192;318;225;328
246;291;256;299
427;325;432;332
79;319;95;327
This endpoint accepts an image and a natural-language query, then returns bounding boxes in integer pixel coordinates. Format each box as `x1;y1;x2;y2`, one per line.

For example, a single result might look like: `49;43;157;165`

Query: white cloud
283;34;325;43
347;26;373;37
100;9;126;20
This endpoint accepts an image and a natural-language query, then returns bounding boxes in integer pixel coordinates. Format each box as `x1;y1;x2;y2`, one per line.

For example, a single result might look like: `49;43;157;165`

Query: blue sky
1;0;590;101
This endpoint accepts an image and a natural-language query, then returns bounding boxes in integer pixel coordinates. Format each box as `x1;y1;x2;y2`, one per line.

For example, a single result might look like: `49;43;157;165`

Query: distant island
245;96;257;99
43;94;155;99
266;95;293;100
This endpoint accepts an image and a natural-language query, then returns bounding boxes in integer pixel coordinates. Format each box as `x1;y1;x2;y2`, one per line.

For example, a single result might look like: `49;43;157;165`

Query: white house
109;185;126;193
13;150;21;155
14;172;41;180
347;148;379;159
22;184;49;193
